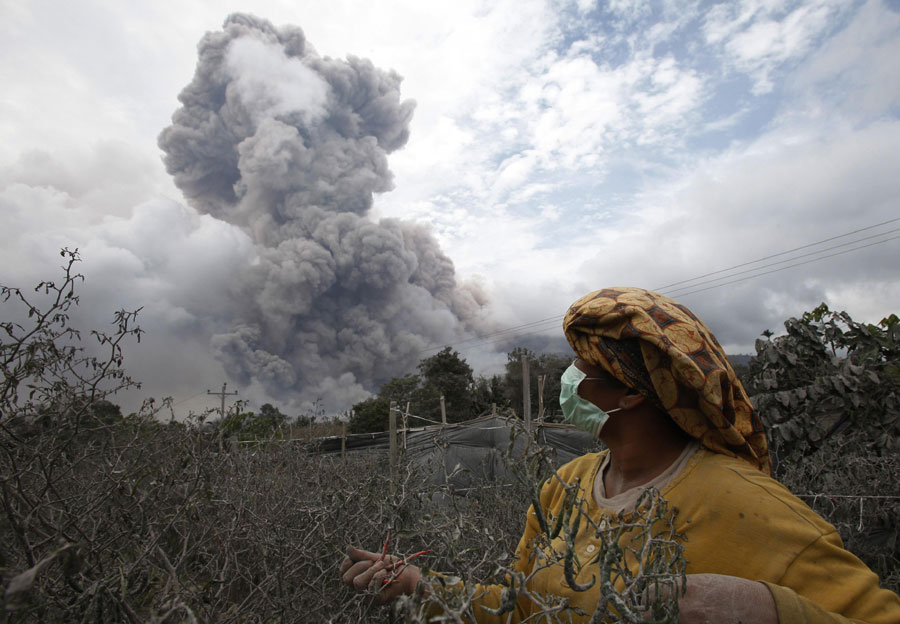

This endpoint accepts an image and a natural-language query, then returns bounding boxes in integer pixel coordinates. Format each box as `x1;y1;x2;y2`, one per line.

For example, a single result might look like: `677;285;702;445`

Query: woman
341;287;900;622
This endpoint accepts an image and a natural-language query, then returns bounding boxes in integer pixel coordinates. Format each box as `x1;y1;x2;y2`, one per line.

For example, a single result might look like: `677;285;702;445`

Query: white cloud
2;0;899;412
590;117;900;347
0;146;258;413
605;0;652;20
789;0;900;118
705;0;844;93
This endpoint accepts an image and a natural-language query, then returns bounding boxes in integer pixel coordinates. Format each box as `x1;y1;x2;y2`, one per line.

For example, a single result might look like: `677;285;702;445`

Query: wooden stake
440;395;447;425
538;374;546;421
341;423;346;460
522;356;531;430
403;401;410;450
389;401;397;491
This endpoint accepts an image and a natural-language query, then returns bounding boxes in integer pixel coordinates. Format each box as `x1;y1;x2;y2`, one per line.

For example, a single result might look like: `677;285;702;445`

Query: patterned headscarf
563;287;770;474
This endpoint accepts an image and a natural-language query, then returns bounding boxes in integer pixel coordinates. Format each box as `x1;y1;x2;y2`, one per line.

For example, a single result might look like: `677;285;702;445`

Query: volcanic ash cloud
158;13;486;410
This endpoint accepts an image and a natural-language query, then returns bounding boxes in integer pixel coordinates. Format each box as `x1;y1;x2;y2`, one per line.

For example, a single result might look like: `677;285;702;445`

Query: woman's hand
676;574;777;624
340;546;422;605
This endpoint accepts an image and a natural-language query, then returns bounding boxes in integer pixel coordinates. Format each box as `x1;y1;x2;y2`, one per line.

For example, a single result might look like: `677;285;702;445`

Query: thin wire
454;321;564;353
405;414;444;425
170;390;209;407
392;218;900;358
446;232;899;354
653;216;900;291
419;314;562;352
796;494;900;500
668;235;900;298
661;228;900;298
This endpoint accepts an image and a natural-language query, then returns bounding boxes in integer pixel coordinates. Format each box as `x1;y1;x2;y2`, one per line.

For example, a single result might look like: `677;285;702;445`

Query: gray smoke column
158;13;486;410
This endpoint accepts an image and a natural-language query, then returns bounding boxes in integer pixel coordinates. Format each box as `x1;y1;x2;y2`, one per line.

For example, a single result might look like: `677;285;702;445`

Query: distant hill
727;353;753;367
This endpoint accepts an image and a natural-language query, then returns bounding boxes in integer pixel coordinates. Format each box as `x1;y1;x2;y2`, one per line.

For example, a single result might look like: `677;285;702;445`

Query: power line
653;216;900;291
454;320;564;353
412;218;899;356
170;390;209;407
660;228;900;298
663;234;900;298
419;314;562;352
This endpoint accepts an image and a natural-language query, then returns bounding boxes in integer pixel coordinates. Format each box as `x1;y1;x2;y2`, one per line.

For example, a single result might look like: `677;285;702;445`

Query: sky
1;0;899;418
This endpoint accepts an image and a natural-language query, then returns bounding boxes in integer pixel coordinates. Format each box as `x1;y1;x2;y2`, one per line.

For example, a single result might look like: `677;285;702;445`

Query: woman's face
572;358;627;412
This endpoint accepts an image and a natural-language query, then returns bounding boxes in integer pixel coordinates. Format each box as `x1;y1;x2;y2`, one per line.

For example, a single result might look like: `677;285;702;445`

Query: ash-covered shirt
428;447;900;623
592;440;699;514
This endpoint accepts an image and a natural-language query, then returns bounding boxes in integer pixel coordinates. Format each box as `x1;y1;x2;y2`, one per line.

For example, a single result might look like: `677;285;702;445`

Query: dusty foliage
390;430;685;623
2;253;895;622
746;304;900;590
0;253;684;622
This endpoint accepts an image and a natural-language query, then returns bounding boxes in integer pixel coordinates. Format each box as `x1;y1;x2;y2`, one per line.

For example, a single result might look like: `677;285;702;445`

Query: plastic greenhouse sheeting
307;415;604;491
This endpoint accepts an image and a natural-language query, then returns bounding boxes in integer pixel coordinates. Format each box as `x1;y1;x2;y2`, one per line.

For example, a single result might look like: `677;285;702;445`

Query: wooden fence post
389;400;397;491
538;374;546;421
403;401;410;450
522;356;531;430
440;395;447;425
341;423;346;461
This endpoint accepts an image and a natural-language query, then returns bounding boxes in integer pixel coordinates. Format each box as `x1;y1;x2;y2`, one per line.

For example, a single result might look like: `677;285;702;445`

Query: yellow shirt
433;448;900;623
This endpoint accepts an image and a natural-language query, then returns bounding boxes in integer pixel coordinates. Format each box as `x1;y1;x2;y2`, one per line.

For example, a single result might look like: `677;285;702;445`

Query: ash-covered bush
746;304;900;591
2;254;894;623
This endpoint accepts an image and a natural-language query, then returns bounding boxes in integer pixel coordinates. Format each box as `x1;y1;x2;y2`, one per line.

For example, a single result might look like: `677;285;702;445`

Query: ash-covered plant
744;304;900;591
521;484;685;624
389;420;686;623
1;248;143;426
0;249;159;619
746;303;900;464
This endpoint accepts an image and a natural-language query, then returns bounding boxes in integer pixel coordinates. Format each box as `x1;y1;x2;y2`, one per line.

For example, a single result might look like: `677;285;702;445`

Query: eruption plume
158;13;486;410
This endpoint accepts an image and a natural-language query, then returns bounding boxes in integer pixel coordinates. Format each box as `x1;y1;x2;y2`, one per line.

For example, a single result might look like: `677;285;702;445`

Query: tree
0;248;142;428
746;304;900;466
220;402;289;442
415;347;474;424
295;398;325;428
378;373;420;409
90;399;125;425
503;348;570;421
347;396;390;434
471;374;507;416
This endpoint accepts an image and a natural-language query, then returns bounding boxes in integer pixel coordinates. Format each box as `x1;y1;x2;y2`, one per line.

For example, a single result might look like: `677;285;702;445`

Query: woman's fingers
340;544;420;605
340;546;376;574
340;545;384;582
342;559;376;589
346;545;381;562
343;558;402;593
368;565;390;591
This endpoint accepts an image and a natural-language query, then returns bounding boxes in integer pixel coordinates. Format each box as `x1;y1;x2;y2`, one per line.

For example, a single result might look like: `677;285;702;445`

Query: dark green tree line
347;346;572;434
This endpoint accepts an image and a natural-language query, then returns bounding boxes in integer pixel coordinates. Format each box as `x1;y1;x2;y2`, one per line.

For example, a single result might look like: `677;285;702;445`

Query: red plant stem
380;549;432;586
404;549;432;564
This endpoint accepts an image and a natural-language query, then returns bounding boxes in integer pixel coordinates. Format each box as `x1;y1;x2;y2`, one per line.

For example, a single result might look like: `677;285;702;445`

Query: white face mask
559;362;622;437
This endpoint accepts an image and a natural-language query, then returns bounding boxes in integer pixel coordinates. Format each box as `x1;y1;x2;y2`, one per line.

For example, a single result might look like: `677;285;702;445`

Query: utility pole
208;383;239;452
